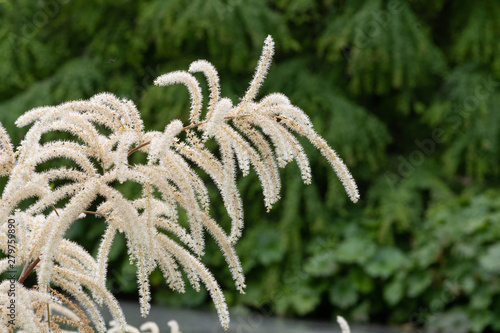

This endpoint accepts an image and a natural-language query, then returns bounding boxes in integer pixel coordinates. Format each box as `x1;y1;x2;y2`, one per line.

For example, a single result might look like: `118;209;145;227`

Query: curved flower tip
0;122;15;176
154;71;203;124
337;316;351;333
140;321;161;333
202;98;233;139
107;320;161;333
188;60;221;118
167;320;182;333
242;35;275;103
265;34;273;43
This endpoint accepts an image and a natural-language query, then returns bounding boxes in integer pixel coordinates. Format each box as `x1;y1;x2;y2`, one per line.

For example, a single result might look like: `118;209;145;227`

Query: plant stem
83;210;108;218
126;114;253;157
18;257;41;284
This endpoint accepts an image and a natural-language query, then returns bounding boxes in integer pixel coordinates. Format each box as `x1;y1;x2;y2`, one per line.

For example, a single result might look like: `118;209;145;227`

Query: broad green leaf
366;247;407;278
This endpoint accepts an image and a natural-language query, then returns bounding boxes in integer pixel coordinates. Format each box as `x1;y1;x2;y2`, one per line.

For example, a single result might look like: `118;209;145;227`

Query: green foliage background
1;0;499;331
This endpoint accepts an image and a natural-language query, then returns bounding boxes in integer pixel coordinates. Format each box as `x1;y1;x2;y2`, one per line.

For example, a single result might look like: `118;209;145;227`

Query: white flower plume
0;35;359;332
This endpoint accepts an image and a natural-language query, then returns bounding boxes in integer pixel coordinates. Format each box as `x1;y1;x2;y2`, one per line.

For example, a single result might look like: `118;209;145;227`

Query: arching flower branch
0;35;358;332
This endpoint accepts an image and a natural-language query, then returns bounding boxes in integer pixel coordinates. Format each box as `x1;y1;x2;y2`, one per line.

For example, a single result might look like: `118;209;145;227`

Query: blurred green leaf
329;277;359;309
406;271;432;298
366;247;407;278
479;243;500;273
383;277;404;305
335;238;376;264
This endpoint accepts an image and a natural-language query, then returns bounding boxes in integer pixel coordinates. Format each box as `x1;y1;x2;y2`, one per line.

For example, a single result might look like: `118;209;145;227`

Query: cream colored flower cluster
0;36;358;332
